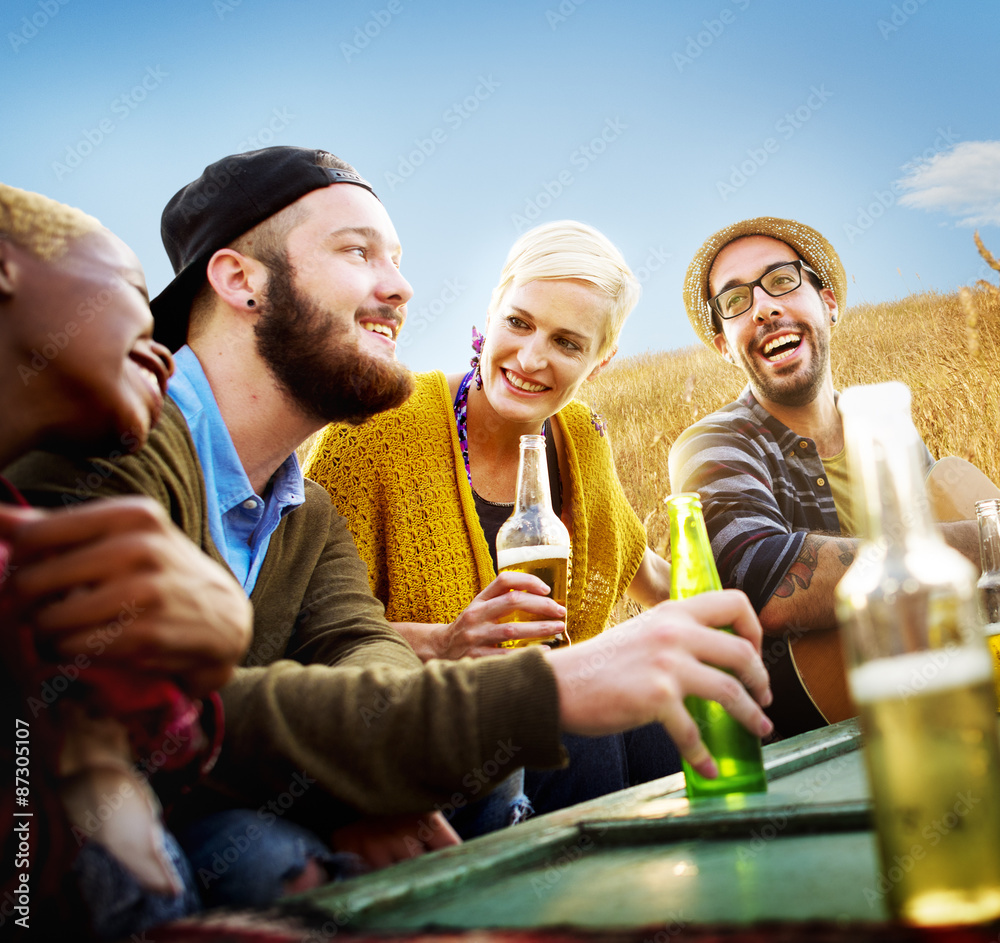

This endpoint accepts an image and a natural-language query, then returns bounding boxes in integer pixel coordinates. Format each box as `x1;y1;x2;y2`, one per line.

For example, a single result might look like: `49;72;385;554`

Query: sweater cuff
472;648;567;772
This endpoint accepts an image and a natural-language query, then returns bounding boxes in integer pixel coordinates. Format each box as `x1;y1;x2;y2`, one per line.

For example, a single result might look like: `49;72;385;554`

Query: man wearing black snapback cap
8;146;773;911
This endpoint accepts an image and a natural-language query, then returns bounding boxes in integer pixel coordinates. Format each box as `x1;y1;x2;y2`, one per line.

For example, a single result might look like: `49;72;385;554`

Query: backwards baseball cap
150;146;377;351
683;216;846;349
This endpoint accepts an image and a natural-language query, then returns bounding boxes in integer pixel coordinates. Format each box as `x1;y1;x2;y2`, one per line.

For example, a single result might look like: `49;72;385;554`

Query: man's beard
253;255;414;425
740;322;829;408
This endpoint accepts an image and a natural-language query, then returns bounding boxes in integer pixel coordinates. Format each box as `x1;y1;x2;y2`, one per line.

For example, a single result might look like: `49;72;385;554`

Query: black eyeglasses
709;260;819;320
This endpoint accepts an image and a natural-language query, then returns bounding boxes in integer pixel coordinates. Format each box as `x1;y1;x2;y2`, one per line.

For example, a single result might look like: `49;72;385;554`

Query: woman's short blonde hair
487;220;640;360
0;183;102;262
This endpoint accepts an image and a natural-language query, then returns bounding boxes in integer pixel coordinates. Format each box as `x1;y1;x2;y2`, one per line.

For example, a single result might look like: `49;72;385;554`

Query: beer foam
497;544;570;569
850;646;992;703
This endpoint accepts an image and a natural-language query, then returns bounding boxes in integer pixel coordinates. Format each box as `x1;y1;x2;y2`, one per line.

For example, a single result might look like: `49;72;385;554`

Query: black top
473;420;563;572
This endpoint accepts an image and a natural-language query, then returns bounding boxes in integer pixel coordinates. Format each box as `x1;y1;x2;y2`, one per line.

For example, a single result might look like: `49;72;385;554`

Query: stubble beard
741;322;830;409
253;254;414;426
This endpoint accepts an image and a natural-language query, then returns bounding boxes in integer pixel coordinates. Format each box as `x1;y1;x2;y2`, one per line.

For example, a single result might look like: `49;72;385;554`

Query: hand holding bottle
546;589;773;779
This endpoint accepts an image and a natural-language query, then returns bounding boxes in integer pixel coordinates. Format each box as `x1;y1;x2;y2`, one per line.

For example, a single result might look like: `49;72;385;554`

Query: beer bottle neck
667;494;723;600
514;435;553;513
842;389;938;550
977;501;1000;575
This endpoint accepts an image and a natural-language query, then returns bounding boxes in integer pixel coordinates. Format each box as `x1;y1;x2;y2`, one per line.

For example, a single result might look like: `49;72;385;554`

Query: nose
152;339;176;379
750;285;781;323
376;263;414;309
517;334;548;373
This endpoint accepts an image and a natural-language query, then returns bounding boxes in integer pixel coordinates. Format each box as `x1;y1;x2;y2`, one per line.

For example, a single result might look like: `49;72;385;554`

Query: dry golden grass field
583;237;1000;563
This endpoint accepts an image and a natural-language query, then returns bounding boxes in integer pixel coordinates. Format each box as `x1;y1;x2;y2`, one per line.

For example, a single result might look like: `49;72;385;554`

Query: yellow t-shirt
821;448;857;535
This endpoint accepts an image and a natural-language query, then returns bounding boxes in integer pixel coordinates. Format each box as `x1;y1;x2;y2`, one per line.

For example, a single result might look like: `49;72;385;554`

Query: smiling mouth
761;332;802;363
360;321;397;341
503;369;549;393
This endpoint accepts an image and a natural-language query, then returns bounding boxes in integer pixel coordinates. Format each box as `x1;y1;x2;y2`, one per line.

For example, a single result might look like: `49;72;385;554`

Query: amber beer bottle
666;493;766;798
835;382;1000;926
496;434;570;649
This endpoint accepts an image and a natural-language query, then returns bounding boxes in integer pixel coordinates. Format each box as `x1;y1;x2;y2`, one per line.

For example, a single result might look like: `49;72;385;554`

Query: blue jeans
73;832;200;941
176;809;364;909
524;722;681;815
445;768;532;839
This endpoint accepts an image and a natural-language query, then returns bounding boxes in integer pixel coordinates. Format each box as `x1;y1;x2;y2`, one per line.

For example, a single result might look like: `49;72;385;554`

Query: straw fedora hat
683;216;847;349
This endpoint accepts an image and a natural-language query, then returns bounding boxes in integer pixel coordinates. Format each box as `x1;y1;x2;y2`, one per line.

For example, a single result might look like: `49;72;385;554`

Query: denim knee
176;808;362;909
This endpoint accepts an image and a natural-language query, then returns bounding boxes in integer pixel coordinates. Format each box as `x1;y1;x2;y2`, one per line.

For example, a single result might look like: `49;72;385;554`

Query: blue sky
3;0;999;372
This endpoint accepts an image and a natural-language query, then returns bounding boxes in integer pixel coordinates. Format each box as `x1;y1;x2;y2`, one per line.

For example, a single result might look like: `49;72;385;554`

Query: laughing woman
305;220;678;823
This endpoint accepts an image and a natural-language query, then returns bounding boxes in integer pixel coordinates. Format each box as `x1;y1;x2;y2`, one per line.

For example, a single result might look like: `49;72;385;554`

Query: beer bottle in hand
667;492;767;798
835;382;1000;926
496;434;570;649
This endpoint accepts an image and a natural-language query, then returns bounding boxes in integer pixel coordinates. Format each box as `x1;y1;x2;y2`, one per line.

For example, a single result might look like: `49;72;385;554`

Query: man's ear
712;331;732;363
0;238;18;299
205;247;269;311
587;346;617;382
820;286;839;325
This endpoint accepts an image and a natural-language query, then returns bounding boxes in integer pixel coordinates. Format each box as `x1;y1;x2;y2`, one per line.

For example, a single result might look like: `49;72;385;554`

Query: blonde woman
306;221;684;821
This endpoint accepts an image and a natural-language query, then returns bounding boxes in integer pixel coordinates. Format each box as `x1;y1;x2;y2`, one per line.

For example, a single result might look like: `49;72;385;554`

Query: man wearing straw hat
669;217;981;736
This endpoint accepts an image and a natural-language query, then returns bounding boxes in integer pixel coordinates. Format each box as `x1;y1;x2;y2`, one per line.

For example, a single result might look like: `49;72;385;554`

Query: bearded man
668;217;980;738
9;149;773;912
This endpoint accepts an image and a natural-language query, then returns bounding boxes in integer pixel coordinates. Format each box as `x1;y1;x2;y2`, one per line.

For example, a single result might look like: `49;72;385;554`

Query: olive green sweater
6;399;564;833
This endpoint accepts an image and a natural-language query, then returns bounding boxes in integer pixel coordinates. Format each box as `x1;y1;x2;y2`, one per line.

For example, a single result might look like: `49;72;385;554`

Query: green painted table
300;719;893;933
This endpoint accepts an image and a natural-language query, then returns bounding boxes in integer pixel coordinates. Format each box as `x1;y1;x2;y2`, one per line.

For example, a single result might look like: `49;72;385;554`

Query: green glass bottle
667;492;767;799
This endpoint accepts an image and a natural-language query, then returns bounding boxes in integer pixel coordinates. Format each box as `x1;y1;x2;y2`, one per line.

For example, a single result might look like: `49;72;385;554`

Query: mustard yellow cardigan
305;371;646;643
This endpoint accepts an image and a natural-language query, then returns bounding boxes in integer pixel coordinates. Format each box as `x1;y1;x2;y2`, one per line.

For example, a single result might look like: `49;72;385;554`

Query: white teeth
504;369;547;393
136;365;158;391
762;333;801;357
361;321;394;339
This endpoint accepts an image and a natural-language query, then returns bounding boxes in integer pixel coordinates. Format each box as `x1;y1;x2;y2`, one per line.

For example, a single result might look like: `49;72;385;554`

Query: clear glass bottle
975;497;1000;708
496;434;571;649
835;382;1000;925
666;492;767;799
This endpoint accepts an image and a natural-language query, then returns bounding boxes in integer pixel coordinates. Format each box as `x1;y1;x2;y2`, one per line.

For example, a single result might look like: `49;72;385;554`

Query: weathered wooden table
300;719;893;933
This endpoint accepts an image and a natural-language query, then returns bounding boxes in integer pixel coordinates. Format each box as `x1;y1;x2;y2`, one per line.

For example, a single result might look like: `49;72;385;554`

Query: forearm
758;532;859;635
210;651;565;829
626;547;672;609
390;622;445;661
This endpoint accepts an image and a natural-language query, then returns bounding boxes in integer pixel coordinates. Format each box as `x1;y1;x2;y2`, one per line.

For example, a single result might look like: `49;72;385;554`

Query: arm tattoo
773;534;855;599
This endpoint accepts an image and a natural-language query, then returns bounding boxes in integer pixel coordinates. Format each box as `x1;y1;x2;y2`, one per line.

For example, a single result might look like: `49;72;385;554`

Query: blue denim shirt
168;346;305;593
